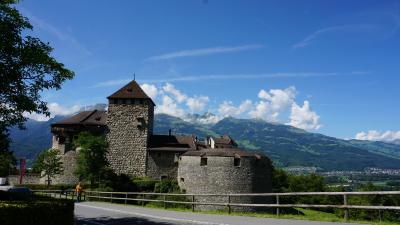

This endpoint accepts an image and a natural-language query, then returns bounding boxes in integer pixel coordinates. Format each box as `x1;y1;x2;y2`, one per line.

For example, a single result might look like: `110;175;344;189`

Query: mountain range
9;113;400;171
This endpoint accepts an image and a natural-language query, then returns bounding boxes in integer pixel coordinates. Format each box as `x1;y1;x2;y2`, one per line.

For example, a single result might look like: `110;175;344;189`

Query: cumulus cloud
186;96;209;113
140;83;158;100
162;83;187;103
287;101;321;130
24;103;81;121
355;130;400;143
218;100;252;118
249;87;297;121
155;95;187;118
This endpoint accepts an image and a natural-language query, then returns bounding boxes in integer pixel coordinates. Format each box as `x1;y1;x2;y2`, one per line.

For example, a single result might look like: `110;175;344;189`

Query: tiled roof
148;135;196;151
52;110;106;126
107;80;155;105
182;148;263;158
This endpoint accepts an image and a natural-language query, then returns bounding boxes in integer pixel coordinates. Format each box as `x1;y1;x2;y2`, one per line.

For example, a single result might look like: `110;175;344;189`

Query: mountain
9;113;400;171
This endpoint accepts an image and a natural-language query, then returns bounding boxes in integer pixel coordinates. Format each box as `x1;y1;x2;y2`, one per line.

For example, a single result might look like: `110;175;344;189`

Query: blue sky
17;0;400;141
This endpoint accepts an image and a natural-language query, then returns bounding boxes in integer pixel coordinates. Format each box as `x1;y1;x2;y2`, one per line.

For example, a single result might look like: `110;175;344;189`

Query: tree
1;0;74;129
74;132;109;187
32;148;63;186
0;125;16;177
0;0;74;175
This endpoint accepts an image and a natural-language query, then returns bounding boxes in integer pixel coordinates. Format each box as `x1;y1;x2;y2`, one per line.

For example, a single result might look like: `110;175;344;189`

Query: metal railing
33;190;400;221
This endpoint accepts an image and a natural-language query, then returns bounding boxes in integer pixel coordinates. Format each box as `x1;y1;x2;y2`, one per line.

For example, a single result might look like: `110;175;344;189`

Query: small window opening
140;99;144;104
121;99;126;104
200;157;207;166
234;158;241;167
160;175;167;180
180;177;184;182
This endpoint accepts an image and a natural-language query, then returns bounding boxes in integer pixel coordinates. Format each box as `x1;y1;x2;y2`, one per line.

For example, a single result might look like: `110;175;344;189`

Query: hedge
14;184;75;190
0;191;74;225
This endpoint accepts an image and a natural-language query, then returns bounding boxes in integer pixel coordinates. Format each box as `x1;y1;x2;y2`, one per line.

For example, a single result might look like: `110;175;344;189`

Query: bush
14;184;75;191
0;191;74;225
132;178;158;192
154;179;180;193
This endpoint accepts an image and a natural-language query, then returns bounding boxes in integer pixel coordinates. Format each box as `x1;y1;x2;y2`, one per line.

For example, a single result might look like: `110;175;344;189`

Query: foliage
0;0;74;129
32;148;63;186
98;168;136;191
14;184;75;191
0;198;74;225
154;179;180;193
132;177;158;192
74;132;108;187
0;148;15;177
271;168;289;192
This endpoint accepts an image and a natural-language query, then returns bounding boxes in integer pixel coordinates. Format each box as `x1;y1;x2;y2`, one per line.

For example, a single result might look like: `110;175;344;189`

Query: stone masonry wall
106;102;153;177
45;150;79;185
178;156;272;212
147;151;180;179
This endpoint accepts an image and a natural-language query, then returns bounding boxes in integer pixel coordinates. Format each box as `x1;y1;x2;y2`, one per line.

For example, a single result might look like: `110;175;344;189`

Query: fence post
343;194;349;221
142;194;145;206
276;195;280;216
110;193;113;203
163;195;166;209
228;195;231;214
192;195;195;212
125;193;128;205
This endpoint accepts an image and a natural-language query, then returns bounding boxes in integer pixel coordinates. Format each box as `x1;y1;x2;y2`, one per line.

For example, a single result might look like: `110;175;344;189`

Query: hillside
9;113;400;171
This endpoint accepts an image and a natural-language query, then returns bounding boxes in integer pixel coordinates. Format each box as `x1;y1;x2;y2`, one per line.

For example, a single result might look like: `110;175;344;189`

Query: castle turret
106;80;155;176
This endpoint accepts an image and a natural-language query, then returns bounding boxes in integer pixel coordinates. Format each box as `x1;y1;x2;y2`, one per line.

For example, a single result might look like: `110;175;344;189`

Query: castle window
139;99;143;105
180;177;184;182
160;175;167;180
121;99;126;104
234;158;241;167
200;157;207;166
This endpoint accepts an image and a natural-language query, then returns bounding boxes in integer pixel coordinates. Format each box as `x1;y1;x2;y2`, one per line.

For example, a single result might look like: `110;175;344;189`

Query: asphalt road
75;202;366;225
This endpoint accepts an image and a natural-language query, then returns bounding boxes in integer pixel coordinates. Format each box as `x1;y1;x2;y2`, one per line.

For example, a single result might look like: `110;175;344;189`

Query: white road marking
77;203;232;225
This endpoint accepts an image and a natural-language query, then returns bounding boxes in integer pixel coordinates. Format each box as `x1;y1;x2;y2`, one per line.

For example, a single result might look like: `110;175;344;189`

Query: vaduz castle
50;80;273;199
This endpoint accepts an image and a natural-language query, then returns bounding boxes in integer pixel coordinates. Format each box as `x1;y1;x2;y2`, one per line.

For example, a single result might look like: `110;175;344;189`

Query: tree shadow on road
76;216;179;225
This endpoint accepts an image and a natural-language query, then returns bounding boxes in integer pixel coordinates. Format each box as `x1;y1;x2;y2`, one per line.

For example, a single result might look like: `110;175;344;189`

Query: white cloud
162;83;187;103
186;96;209;113
355;130;400;142
148;44;263;61
24;103;81;121
287;101;321;130
218;100;252;118
155;95;186;118
140;83;158;100
249;87;297;121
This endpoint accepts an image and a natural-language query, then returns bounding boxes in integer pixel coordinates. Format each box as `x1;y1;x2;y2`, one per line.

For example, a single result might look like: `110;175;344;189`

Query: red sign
19;158;25;184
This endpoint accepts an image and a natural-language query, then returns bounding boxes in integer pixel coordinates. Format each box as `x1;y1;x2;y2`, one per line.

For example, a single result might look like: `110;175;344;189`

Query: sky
16;0;400;141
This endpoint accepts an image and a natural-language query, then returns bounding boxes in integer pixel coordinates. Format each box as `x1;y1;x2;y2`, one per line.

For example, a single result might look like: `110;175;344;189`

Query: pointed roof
107;80;155;105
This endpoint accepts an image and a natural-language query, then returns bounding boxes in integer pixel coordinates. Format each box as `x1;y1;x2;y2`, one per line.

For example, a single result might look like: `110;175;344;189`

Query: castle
50;80;272;200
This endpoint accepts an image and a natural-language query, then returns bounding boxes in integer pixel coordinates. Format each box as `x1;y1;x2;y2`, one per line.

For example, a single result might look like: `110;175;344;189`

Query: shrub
0;191;74;225
154;179;180;193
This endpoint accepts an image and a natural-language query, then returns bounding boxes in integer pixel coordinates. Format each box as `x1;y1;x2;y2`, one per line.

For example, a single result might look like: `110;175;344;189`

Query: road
75;202;365;225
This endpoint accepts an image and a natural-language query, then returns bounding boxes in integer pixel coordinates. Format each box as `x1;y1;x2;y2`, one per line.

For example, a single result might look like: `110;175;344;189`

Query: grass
102;200;400;225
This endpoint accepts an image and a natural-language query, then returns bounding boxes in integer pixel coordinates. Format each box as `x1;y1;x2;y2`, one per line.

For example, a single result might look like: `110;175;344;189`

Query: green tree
33;148;63;186
0;0;74;129
74;132;108;187
0;0;74;175
0;125;16;177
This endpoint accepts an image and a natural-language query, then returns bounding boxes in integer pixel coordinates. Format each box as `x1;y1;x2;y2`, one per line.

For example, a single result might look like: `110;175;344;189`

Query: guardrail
33;190;400;221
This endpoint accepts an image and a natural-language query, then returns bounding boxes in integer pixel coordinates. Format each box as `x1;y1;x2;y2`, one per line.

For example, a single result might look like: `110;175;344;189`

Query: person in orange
75;182;83;202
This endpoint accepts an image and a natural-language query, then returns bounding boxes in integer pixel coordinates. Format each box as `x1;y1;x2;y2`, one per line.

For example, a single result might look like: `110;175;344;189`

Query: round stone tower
178;148;273;212
106;80;155;177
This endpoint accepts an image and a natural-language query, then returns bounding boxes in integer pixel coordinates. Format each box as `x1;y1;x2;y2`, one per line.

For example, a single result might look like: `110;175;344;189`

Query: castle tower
106;80;155;176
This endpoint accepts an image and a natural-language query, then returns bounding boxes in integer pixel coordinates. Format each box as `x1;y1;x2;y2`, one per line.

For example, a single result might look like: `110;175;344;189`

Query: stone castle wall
106;102;153;177
147;151;180;179
46;150;79;185
178;155;272;211
8;174;41;185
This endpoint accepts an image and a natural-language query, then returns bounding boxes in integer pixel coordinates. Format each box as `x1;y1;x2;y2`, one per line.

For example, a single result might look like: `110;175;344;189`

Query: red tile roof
52;110;106;126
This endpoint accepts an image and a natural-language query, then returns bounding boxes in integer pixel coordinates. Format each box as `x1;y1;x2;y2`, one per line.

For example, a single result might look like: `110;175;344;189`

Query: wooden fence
33;190;400;221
